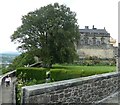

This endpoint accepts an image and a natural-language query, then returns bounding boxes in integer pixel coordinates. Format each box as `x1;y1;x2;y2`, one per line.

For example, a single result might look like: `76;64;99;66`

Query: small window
80;39;84;45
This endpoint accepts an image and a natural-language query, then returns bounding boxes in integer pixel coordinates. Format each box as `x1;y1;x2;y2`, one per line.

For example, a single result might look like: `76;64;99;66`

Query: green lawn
53;64;116;72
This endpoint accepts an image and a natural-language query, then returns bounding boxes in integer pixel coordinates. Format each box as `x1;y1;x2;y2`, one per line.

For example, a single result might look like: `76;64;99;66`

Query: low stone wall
21;72;119;104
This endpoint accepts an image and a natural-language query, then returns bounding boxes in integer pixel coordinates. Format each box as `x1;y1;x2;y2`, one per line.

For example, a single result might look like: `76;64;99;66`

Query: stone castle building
77;25;117;59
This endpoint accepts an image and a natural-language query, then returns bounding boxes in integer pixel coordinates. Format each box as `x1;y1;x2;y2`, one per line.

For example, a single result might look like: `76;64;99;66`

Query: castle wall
77;46;115;58
78;26;116;59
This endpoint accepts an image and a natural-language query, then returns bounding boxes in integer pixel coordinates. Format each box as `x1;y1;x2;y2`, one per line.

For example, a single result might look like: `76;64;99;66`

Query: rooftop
80;25;110;36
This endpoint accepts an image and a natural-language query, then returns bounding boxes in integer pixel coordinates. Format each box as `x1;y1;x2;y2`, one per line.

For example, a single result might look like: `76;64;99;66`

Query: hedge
16;67;47;81
50;69;83;81
50;67;114;81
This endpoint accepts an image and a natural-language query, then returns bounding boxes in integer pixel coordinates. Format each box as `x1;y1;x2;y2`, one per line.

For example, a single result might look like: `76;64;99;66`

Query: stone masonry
77;26;117;59
21;72;119;104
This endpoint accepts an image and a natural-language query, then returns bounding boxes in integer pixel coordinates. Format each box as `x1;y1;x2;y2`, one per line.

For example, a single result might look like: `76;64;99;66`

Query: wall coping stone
22;72;119;97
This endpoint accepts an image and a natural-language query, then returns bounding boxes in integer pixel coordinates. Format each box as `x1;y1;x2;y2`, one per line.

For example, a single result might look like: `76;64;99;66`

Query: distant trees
11;3;80;67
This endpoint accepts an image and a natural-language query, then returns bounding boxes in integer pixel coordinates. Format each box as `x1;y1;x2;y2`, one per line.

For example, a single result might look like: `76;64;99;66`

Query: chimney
92;25;97;30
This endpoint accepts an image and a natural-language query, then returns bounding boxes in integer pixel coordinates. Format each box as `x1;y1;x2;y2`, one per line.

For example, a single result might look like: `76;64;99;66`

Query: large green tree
11;3;80;67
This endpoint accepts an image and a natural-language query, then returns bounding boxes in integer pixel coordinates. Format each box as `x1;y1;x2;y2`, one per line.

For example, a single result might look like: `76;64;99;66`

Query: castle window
85;32;90;35
94;33;98;35
100;33;105;35
92;37;96;45
89;40;92;45
96;41;100;45
80;39;84;45
101;37;105;44
84;36;89;45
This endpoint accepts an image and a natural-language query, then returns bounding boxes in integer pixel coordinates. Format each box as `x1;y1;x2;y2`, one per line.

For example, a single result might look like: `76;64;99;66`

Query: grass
53;64;116;72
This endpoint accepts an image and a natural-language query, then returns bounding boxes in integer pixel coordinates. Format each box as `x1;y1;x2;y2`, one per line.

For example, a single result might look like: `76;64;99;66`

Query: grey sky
0;0;119;52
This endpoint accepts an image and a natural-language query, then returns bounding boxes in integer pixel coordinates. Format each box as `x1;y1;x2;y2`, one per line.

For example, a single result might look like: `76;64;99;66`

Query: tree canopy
11;3;80;67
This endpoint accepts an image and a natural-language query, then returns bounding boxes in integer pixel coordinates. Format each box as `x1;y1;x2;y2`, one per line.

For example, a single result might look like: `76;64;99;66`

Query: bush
16;67;47;104
50;69;83;81
50;65;115;81
2;68;10;74
16;67;47;81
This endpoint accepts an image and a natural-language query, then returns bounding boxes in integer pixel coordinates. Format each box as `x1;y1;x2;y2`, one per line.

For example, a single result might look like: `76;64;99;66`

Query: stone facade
77;26;117;59
77;46;118;59
21;72;119;104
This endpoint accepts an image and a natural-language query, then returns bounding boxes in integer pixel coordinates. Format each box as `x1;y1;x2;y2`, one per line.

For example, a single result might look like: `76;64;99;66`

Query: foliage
2;68;10;74
50;69;83;81
50;65;115;81
11;3;80;67
16;67;47;104
17;67;47;81
16;71;46;104
8;52;35;70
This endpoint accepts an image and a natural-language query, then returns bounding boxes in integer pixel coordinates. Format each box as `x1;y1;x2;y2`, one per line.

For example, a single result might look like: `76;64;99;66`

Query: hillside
0;52;20;64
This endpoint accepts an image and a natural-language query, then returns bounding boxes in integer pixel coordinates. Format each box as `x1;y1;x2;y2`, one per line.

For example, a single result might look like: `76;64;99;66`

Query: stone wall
21;72;119;104
77;45;117;59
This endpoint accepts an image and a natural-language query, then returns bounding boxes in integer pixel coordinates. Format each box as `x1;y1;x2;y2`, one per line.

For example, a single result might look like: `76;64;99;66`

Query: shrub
16;67;47;81
50;66;115;81
2;68;10;74
50;69;83;81
16;67;47;104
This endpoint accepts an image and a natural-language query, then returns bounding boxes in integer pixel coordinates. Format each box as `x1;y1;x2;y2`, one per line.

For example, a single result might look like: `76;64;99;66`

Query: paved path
0;77;16;105
97;92;120;104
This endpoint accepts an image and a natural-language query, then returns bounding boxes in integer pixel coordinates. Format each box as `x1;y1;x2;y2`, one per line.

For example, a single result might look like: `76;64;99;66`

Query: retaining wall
21;72;120;104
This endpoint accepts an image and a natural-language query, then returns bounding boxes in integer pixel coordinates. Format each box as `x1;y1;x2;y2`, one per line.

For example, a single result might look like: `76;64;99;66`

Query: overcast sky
0;0;119;53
